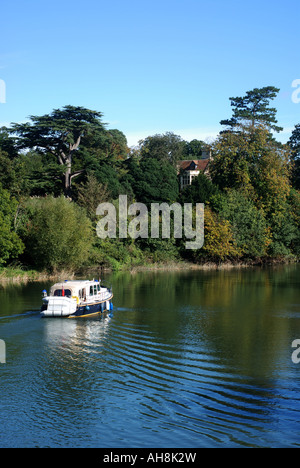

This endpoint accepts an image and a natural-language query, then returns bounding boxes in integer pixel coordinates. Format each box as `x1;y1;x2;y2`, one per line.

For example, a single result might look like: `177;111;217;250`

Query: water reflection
111;265;300;381
0;265;299;447
43;315;112;352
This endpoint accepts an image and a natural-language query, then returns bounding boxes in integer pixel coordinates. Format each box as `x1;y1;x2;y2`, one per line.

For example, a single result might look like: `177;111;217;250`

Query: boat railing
81;288;112;304
97;291;111;301
100;282;113;293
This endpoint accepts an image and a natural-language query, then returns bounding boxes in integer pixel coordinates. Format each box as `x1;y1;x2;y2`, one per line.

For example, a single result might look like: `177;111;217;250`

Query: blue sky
0;0;299;147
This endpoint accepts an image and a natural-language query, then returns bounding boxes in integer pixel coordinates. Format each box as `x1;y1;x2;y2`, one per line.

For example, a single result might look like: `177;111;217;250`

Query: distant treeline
0;86;299;273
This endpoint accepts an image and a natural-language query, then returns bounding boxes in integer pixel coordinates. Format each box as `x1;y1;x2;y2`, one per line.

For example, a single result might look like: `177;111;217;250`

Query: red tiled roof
178;159;209;172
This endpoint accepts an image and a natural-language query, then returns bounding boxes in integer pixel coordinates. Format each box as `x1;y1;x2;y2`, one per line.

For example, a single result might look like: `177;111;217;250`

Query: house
177;150;211;190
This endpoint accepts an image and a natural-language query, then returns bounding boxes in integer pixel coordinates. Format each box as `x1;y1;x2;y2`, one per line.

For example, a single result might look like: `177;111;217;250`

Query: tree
211;125;291;207
183;139;208;159
288;123;300;189
0;127;19;158
78;127;128;167
20;196;93;272
267;208;298;257
105;129;129;162
220;86;283;133
138;132;185;166
14;151;65;197
80;162;124;200
77;174;111;221
0;149;17;192
216;190;271;258
179;172;219;205
192;206;241;262
211;124;295;257
288;189;300;256
126;157;179;205
10;106;106;197
0;184;24;266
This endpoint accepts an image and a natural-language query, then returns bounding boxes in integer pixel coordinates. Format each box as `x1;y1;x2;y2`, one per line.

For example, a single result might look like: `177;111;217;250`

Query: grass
0;266;76;284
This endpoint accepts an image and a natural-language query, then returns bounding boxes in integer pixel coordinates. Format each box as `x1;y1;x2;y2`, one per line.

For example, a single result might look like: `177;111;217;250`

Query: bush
0;184;24;266
216;190;271;258
192;206;241;262
20;196;93;272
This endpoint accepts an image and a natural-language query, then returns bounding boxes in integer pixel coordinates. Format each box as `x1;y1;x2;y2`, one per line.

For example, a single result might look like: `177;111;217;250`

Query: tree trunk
63;154;72;197
60;136;82;197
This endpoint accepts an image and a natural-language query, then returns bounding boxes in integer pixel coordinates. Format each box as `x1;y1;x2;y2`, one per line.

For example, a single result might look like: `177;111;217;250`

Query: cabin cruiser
41;279;113;318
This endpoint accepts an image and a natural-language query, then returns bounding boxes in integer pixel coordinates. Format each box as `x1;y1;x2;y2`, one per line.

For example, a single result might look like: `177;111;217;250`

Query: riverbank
0;267;76;284
0;256;298;283
128;256;298;273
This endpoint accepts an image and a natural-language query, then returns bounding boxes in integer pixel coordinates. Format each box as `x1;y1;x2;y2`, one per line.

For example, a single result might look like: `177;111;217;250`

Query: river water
0;264;300;448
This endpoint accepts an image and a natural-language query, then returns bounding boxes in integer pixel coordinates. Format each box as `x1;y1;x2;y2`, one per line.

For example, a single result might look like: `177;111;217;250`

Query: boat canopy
49;280;101;299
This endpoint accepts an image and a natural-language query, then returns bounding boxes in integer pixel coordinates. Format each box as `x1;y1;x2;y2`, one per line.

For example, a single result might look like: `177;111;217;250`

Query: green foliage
0;94;299;272
0;127;19;158
92;238;149;271
179;172;219;205
220;86;283;133
267;207;299;257
210;124;296;258
76;174;111;221
211;125;291;208
125;157;179;205
138;132;185;166
288;189;300;255
19;196;93;272
0;149;17;192
10;106;107;196
14;152;65;197
193;206;241;262
11;106;105;152
183;139;207;159
216;190;270;258
288;123;300;189
90;163;124;200
0;184;24;266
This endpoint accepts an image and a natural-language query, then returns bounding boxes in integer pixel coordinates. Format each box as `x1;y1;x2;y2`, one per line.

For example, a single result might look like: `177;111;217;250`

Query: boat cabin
41;279;113;318
49;280;105;303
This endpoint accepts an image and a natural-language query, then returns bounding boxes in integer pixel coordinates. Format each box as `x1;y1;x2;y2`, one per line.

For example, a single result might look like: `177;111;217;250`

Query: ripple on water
85;320;283;447
1;294;300;448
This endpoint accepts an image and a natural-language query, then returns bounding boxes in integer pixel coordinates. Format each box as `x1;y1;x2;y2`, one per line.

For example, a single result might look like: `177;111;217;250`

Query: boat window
90;286;93;296
79;288;86;300
54;289;71;297
94;285;97;295
97;284;100;292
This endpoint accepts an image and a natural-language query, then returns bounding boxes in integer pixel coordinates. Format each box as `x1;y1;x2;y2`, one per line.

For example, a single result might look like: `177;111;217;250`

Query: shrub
20;196;93;272
0;184;24;266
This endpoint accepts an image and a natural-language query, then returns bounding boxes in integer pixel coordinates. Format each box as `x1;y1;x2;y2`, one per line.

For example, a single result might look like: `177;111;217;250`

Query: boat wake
0;309;41;321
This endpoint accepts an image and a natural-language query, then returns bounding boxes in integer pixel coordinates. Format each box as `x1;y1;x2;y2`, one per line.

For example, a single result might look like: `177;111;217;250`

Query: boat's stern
41;296;78;317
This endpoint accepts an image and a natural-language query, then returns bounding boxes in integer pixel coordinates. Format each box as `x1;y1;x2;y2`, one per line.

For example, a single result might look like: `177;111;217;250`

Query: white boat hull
41;296;78;317
40;279;114;318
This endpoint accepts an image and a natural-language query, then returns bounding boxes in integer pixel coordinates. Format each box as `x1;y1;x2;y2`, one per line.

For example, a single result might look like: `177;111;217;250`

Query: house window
182;173;190;186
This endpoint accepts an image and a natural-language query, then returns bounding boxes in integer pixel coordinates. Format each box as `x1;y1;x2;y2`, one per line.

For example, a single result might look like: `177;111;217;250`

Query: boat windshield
53;289;72;297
